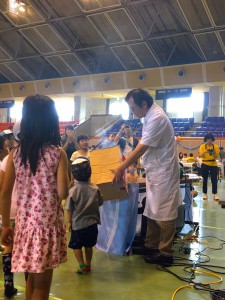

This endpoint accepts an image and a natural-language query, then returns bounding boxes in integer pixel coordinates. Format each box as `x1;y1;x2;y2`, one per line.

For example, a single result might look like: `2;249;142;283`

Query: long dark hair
20;94;60;175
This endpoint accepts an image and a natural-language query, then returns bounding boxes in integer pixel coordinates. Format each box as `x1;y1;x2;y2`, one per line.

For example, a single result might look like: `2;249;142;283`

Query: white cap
72;157;89;165
0;129;12;136
13;120;21;141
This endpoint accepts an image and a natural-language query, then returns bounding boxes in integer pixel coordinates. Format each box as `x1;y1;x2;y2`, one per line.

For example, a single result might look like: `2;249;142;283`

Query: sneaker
203;194;208;200
213;194;219;201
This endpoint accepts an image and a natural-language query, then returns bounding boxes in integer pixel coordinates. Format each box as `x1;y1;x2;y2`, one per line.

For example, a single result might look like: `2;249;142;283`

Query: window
10;102;23;121
109;99;129;120
166;93;204;118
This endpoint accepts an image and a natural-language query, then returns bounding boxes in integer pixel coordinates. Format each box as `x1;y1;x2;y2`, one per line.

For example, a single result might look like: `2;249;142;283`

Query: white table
182;162;194;173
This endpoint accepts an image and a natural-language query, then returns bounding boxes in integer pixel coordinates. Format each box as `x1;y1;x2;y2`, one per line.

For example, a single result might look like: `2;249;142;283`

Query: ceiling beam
0;0;156;34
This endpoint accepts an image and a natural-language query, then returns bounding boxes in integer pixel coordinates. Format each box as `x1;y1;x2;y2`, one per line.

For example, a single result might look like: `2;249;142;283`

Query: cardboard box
90;146;128;200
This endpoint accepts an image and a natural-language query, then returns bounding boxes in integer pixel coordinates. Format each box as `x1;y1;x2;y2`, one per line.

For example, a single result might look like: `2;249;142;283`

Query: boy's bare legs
74;249;85;265
85;247;93;267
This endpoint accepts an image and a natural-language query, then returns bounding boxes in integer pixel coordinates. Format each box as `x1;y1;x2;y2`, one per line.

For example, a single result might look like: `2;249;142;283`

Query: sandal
84;264;91;272
75;264;88;274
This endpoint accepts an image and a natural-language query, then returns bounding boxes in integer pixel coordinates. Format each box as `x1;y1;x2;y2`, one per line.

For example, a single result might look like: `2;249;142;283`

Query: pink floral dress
12;145;67;273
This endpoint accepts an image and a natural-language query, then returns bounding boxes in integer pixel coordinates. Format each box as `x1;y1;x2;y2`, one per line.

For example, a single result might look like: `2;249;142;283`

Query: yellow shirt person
187;153;196;163
199;143;219;167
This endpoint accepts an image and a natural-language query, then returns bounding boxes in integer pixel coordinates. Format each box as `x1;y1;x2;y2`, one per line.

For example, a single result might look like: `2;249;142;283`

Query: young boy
70;135;90;162
127;163;139;183
66;157;103;274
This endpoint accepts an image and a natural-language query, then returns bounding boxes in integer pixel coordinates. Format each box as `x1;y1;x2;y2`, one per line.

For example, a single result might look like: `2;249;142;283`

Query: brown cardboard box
90;146;128;200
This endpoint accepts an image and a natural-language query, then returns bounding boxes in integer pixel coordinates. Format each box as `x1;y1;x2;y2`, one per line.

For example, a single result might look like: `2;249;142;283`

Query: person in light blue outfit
98;134;117;149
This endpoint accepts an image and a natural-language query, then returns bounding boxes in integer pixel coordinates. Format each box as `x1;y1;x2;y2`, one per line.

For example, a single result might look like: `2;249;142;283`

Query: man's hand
112;166;123;183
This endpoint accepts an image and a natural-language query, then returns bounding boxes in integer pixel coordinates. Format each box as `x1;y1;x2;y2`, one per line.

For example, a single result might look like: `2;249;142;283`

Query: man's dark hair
77;135;89;144
189;153;193;157
125;89;153;108
204;132;215;142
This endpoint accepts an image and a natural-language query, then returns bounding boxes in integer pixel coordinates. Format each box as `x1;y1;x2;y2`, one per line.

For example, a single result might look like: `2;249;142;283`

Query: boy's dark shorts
68;223;98;249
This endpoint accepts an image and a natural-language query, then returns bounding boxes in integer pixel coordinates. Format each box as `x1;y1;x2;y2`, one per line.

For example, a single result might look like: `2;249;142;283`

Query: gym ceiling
0;0;225;95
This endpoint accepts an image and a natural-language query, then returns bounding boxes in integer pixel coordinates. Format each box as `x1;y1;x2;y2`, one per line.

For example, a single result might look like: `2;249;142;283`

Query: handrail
95;115;122;137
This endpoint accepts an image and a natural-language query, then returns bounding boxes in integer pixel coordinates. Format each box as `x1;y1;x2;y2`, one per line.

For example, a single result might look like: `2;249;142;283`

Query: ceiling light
8;0;26;15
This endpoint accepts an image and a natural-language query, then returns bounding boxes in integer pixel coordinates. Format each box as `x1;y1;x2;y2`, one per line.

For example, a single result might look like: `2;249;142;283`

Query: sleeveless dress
12;145;67;273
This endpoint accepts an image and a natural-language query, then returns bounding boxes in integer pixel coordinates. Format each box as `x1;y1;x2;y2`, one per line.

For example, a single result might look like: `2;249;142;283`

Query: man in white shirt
113;89;180;265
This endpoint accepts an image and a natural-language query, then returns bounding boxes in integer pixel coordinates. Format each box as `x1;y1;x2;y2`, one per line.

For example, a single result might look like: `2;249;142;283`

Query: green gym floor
1;181;225;300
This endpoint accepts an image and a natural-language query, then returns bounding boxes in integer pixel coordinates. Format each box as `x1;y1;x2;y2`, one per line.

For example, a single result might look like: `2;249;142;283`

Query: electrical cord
157;235;225;300
171;269;222;300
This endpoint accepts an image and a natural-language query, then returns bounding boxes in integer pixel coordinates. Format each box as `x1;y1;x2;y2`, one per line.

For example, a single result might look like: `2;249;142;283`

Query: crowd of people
0;89;224;299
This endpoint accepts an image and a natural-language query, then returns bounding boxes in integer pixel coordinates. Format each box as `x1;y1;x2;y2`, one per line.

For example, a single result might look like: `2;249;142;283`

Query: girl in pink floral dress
1;95;69;300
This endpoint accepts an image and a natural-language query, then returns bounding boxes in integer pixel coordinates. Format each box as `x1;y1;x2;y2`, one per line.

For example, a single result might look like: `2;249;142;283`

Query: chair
196;132;204;137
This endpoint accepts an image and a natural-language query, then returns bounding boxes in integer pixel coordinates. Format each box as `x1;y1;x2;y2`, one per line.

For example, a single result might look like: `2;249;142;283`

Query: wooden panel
164;64;203;86
63;76;93;93
126;69;161;88
36;79;63;95
0;84;12;99
206;61;225;82
11;82;36;97
91;73;125;91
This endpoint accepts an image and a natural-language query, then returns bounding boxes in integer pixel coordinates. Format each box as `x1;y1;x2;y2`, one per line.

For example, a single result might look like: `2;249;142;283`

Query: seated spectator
70;135;90;162
114;124;139;159
187;153;196;163
178;152;183;161
219;147;225;161
182;153;188;162
127;163;139;183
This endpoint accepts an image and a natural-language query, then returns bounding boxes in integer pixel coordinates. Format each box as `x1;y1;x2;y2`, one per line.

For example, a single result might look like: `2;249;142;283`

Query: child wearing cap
0;130;15;151
66;157;103;274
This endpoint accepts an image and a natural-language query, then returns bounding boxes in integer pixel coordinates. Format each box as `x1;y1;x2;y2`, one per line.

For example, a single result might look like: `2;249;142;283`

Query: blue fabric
96;184;139;255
